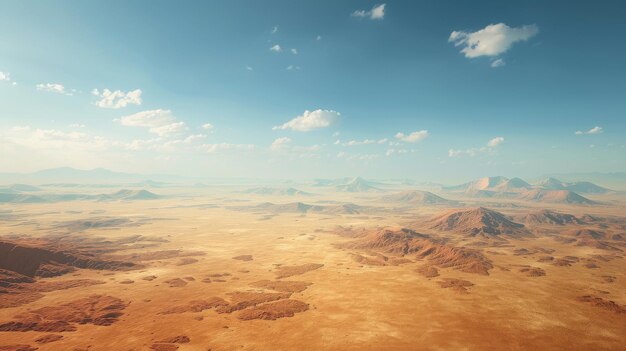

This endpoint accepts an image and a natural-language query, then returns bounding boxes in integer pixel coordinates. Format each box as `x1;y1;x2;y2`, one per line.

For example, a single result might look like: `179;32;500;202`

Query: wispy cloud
395;130;429;143
36;83;73;96
201;143;255;154
270;137;292;151
491;58;506;68
271;26;278;34
0;71;10;81
342;138;387;146
120;109;187;137
270;44;282;52
449;23;538;59
290;48;298;55
92;88;142;109
575;126;603;135
273;109;340;132
201;123;214;131
449;136;504;157
352;4;386;20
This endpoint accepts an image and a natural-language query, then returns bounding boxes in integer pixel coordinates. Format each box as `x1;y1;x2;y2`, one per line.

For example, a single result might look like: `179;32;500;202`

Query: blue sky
1;0;625;182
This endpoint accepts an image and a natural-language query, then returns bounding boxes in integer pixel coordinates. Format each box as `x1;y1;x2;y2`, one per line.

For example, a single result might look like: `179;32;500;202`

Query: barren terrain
1;178;625;350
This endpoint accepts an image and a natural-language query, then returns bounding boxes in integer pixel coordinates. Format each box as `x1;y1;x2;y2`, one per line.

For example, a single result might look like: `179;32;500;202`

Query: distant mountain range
0;188;161;203
380;190;458;205
443;176;610;205
243;187;313;196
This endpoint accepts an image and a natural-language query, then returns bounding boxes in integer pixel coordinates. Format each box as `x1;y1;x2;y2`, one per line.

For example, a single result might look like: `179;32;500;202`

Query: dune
380;190;458;205
0;240;137;278
238;299;309;320
243;187;312;196
275;263;324;279
423;207;529;238
491;177;531;192
334;177;383;193
577;295;626;314
249;202;365;215
438;278;474;294
338;227;493;275
522;209;584;225
517;189;596;205
0;295;126;332
444;176;510;192
535;177;610;194
250;280;312;293
215;291;292;313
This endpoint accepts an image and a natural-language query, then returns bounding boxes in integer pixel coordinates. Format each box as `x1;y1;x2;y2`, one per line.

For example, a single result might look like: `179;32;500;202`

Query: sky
1;0;625;182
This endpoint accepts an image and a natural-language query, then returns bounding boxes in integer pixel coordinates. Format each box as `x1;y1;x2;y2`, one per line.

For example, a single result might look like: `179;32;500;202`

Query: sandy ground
0;187;624;350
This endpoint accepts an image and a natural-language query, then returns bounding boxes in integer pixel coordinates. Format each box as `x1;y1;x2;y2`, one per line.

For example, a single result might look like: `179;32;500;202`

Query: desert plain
0;176;625;351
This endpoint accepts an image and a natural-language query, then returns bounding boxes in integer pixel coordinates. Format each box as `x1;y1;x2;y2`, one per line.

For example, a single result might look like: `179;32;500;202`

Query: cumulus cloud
36;83;72;96
273;109;340;132
487;136;504;147
395;130;429;143
92;88;142;109
120;109;187;137
352;4;386;20
0;71;10;81
270;44;282;52
291;48;298;55
201;123;214;131
575;126;603;135
449;23;538;58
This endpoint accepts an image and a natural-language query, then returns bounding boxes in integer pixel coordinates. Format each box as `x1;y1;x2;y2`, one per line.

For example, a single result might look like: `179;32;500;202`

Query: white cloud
449;23;539;58
201;143;255;154
201;123;214;131
449;137;504;157
0;71;10;81
270;137;292;151
273;109;340;132
316;35;322;41
287;65;301;71
246;66;253;71
271;26;278;34
69;123;86;128
4;126;114;152
120;109;187;137
491;58;505;68
342;138;388;146
270;44;282;52
575;126;603;135
395;130;429;143
352;4;386;20
487;136;504;147
150;122;186;137
92;88;142;109
36;83;72;96
291;48;298;55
